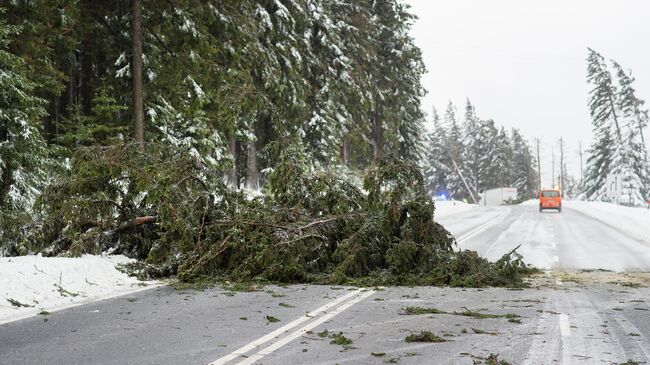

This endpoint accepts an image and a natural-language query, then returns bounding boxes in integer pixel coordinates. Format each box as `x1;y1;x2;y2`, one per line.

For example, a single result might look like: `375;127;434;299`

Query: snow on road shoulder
0;254;158;324
518;199;538;206
565;201;650;244
434;200;477;219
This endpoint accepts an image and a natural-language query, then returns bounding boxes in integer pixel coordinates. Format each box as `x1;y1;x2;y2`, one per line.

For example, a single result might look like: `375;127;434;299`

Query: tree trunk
342;138;351;166
372;108;383;161
132;0;144;147
246;139;259;191
225;135;237;189
0;132;12;205
80;43;93;116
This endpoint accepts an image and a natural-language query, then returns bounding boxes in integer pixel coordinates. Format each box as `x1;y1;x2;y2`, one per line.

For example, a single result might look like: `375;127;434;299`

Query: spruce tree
492;126;514;187
475;119;500;191
423;106;448;197
0;22;50;249
461;99;480;198
583;49;649;205
612;61;650;202
510;129;538;199
444;102;468;199
583;48;618;200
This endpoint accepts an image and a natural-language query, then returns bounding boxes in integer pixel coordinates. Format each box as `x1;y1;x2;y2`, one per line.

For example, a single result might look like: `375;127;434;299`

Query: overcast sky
406;0;650;187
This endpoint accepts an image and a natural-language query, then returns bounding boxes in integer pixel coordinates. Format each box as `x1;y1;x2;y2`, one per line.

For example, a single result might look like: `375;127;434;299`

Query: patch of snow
564;201;650;244
435;200;477;219
519;199;538;206
0;254;158;324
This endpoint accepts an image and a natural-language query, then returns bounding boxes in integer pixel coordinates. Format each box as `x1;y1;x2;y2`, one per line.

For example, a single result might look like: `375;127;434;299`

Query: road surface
2;203;650;364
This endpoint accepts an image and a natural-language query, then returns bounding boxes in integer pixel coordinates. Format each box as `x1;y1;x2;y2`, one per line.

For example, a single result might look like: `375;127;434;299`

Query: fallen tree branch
105;216;158;236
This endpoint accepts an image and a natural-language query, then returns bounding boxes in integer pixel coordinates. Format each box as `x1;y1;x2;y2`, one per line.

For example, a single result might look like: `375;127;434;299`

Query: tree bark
132;0;144;147
372;107;383;161
0;123;11;204
246;139;259;191
342;138;351;165
225;135;237;189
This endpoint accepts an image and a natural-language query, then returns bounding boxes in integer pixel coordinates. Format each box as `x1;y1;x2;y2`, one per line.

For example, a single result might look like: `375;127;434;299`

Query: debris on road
24;144;534;287
404;330;446;343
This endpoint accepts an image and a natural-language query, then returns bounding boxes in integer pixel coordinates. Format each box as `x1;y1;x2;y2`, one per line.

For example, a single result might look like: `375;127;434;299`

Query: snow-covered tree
461;99;481;198
612;61;650;202
444;103;468;199
0;22;50;248
582;48;618;200
423;106;448;196
510;129;538;199
582;49;649;205
474;119;501;191
492;126;514;187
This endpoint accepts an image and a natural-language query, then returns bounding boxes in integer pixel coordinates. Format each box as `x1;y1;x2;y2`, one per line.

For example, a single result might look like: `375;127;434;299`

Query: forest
0;1;533;285
581;48;650;206
423;100;538;203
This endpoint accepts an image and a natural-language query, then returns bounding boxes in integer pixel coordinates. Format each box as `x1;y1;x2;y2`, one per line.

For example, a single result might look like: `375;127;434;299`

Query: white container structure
480;187;518;206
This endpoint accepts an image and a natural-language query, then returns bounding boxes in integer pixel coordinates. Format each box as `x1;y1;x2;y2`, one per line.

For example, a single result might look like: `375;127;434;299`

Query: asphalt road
440;203;650;271
2;203;650;365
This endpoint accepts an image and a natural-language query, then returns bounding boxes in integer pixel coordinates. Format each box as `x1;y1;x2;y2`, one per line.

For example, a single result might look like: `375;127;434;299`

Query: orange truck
539;189;561;212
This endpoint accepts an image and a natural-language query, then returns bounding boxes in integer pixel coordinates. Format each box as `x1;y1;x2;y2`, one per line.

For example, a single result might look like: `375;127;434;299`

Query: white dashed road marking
559;313;571;337
210;288;375;365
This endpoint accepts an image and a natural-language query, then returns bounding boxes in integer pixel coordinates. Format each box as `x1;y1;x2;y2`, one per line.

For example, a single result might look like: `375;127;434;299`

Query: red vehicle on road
539;189;561;212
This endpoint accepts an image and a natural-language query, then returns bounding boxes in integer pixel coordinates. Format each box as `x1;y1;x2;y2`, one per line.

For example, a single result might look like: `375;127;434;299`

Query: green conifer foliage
0;21;50;253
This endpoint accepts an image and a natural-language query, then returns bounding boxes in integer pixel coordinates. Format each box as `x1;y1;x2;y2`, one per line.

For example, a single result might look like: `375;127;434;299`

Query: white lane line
559;313;571;336
457;208;510;244
235;289;376;365
209;288;364;365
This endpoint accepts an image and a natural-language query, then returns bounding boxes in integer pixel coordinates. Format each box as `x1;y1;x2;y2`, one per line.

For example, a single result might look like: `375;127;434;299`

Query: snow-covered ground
434;200;476;218
0;254;158;324
564;200;650;244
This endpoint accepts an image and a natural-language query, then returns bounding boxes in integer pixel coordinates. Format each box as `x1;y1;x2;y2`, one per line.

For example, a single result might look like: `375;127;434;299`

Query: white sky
406;0;650;188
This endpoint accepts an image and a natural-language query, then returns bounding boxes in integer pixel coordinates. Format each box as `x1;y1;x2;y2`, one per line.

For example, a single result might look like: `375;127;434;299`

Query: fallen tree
18;143;534;286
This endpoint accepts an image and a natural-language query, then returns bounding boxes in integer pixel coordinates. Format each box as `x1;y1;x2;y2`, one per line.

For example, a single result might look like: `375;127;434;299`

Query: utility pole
452;158;478;205
536;138;542;193
551;147;555;189
578;142;583;183
559;138;564;193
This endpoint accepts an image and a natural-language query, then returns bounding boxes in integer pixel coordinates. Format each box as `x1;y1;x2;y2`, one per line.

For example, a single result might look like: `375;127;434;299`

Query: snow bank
0;254;158;324
565;201;650;244
435;200;477;218
518;199;538;206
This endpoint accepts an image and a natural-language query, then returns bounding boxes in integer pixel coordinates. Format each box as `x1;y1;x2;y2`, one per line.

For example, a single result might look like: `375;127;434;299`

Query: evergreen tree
582;48;618;200
612;61;650;202
582;127;614;201
510;129;538;199
583;49;649;205
444;102;468;199
423;106;448;196
492;126;514;187
475;118;500;191
0;21;50;248
461;99;480;199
